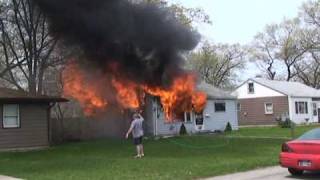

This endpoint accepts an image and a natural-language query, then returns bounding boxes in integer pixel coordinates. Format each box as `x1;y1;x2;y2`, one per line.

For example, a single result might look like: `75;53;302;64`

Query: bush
278;118;295;128
225;122;232;132
179;123;187;135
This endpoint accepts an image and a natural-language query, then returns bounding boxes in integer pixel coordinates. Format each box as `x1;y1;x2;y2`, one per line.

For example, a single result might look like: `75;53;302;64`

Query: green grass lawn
228;124;320;139
0;125;319;180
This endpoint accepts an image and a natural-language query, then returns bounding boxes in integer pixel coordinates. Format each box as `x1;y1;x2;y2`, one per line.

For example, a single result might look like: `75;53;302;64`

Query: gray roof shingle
251;78;320;98
197;82;236;100
0;87;68;102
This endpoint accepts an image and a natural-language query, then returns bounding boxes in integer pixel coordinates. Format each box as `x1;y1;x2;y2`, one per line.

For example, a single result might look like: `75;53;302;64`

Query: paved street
204;166;320;180
0;175;21;180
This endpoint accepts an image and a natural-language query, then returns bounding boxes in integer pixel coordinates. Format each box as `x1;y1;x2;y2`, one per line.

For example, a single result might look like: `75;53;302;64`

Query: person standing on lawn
126;112;145;158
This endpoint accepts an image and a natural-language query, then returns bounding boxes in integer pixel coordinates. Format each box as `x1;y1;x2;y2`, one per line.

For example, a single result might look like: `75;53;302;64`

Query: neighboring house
144;82;239;136
232;78;320;125
0;87;67;150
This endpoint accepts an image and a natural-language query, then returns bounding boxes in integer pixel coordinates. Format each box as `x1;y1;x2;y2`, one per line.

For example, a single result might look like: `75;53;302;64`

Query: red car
280;128;320;176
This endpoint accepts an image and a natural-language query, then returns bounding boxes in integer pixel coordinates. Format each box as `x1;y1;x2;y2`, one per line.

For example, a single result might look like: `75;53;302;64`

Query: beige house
0;87;67;150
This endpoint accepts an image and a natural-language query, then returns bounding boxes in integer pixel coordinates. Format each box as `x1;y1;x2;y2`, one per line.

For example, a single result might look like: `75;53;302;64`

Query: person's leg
140;144;144;156
136;145;140;156
134;138;141;158
137;145;141;156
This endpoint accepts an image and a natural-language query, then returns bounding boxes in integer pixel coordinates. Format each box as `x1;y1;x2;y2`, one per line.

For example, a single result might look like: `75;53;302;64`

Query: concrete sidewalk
0;175;22;180
203;166;320;180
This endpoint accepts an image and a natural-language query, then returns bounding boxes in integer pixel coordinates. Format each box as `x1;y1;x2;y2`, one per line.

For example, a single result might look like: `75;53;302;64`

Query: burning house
31;0;237;138
144;82;238;136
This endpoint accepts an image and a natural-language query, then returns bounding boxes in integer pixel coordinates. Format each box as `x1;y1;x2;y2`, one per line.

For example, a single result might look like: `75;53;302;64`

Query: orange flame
62;62;207;122
144;74;207;121
192;91;207;113
62;63;108;116
111;78;140;109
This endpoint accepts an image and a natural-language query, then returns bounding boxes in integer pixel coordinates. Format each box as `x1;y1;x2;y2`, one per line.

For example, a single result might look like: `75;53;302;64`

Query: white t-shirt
130;117;144;138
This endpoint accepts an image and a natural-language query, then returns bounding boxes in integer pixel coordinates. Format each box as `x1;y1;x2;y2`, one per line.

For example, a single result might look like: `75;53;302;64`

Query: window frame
194;111;204;125
313;103;317;116
215;102;226;112
295;101;308;114
264;102;273;114
248;82;254;94
237;103;241;111
2;104;20;129
184;112;193;124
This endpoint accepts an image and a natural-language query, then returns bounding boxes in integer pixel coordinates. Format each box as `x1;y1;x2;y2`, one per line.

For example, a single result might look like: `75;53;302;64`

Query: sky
169;0;306;82
169;0;306;45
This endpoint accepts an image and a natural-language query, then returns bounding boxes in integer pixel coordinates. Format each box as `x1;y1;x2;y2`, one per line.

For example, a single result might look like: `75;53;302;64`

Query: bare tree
301;0;320;28
144;0;212;27
187;42;245;88
251;19;309;81
292;1;320;88
250;28;278;80
0;0;61;95
295;51;320;89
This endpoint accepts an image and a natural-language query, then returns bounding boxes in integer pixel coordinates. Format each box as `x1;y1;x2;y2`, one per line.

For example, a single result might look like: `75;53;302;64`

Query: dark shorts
133;136;143;145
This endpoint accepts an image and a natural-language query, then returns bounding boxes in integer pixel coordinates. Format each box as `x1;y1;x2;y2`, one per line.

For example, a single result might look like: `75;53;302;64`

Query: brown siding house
0;88;67;150
238;96;289;125
234;78;320;125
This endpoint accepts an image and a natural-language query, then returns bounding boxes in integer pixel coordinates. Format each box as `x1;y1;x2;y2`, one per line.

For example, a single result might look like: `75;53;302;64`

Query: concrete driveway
204;166;320;180
0;175;21;180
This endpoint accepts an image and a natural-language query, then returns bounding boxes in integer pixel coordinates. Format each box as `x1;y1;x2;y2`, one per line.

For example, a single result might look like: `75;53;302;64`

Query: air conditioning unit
195;124;204;131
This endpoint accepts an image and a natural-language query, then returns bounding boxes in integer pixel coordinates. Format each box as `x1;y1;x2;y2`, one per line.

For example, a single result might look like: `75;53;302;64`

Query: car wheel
288;168;304;176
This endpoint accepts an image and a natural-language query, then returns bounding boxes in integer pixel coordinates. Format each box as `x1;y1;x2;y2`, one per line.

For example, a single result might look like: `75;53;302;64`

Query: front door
318;108;320;123
195;112;204;131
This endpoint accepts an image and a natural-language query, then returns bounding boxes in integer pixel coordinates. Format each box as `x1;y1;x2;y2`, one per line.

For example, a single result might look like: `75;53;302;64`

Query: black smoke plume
33;0;200;87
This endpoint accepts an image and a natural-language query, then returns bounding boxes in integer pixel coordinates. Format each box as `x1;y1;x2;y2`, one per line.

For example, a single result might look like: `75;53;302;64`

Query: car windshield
298;128;320;140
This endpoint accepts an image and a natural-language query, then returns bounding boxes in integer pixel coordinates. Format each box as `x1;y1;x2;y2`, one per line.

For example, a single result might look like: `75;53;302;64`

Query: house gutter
287;95;293;122
153;99;157;137
47;102;56;145
155;116;158;137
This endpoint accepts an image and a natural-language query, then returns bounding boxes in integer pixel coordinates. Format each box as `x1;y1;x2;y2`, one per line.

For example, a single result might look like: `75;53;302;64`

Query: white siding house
235;79;285;99
144;83;239;136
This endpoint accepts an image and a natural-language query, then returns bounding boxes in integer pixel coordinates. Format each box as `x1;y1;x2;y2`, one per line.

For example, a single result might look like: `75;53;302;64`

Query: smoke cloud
33;0;200;87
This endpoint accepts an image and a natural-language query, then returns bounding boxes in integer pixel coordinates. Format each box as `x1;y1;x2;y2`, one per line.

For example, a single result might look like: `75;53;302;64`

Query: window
264;103;273;114
248;82;254;93
295;102;308;114
195;112;204;125
313;103;317;116
184;112;193;123
237;103;241;111
3;104;20;128
215;102;226;112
